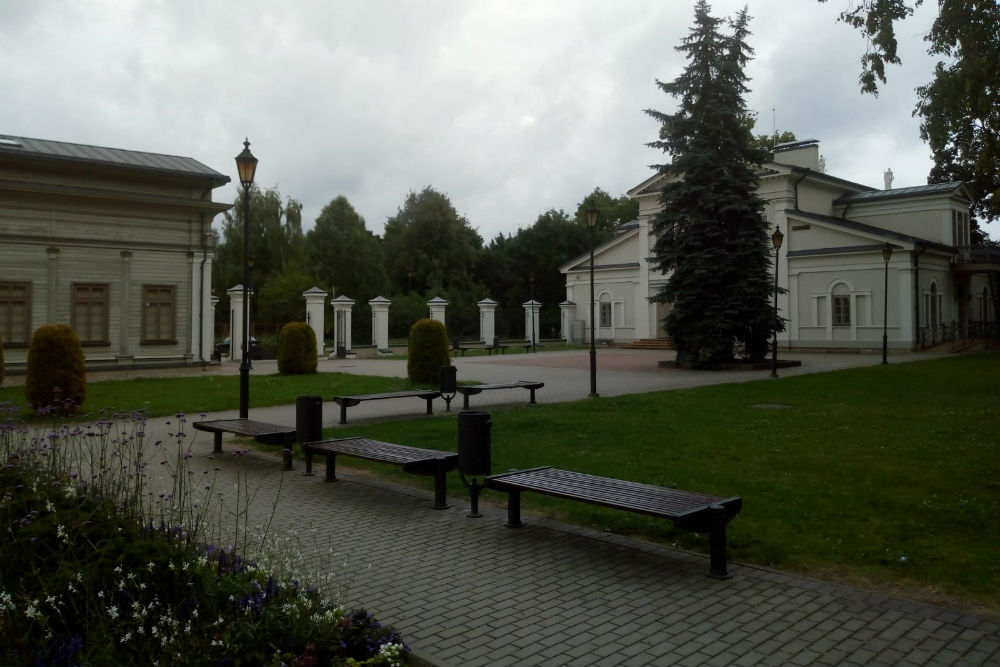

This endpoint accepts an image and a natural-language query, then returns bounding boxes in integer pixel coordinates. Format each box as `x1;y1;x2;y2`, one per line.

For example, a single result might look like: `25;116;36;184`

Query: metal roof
0;134;229;183
834;182;964;204
788;208;956;253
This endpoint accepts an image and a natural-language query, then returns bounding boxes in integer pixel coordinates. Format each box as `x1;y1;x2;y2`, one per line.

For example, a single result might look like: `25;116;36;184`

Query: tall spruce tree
645;2;778;365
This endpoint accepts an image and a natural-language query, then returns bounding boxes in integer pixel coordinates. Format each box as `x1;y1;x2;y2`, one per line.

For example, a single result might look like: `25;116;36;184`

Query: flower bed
0;404;410;666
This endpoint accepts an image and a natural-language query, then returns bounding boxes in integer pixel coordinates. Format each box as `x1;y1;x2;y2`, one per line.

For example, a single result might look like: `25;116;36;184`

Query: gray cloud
4;0;991;239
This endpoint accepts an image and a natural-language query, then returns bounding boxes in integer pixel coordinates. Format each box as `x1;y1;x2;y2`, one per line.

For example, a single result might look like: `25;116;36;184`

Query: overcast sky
4;0;991;240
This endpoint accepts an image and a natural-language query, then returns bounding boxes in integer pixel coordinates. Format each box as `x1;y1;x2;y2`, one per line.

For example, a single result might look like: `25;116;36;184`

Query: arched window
832;282;851;326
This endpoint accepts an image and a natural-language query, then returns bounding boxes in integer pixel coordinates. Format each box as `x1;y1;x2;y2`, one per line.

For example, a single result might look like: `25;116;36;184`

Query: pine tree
645;2;778;365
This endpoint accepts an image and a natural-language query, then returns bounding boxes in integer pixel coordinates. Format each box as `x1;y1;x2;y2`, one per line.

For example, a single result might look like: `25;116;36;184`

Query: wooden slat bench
485;466;743;578
451;339;485;357
331;390;441;424
485;342;510;355
193;418;297;469
303;437;458;509
456;380;544;409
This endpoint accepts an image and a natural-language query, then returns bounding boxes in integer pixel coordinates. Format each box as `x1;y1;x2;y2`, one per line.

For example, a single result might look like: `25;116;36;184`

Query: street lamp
882;242;893;364
770;225;784;378
587;200;599;397
235;138;258;419
528;271;536;352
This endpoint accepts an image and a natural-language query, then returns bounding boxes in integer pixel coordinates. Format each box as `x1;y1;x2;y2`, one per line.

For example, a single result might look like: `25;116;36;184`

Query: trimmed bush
277;321;318;375
24;324;86;413
407;318;450;385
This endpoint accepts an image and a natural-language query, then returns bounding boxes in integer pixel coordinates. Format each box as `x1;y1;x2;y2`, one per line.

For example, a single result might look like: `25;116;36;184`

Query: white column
522;299;541;344
227;285;247;362
477;298;498;346
208;295;219;360
330;295;355;357
199;254;216;361
559;300;575;342
427;296;449;327
369;296;391;350
303;287;328;354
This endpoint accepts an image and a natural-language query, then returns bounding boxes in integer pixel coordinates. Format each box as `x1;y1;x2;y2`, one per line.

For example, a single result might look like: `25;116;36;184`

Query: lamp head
235;138;258;189
771;226;784;250
586;200;599;228
882;242;893;262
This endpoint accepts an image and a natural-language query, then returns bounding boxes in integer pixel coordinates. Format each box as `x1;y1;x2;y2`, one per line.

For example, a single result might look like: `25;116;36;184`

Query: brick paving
140;348;997;667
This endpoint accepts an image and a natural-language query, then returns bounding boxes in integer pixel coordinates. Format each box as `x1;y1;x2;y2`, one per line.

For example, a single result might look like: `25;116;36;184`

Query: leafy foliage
277;321;318;375
645;2;778;365
819;0;999;234
24;324;86;413
406;318;450;385
0;332;5;386
307;196;389;307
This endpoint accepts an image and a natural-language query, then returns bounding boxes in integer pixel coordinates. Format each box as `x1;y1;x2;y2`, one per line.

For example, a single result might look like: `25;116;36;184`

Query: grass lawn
0;372;421;419
327;353;1000;612
1;353;996;612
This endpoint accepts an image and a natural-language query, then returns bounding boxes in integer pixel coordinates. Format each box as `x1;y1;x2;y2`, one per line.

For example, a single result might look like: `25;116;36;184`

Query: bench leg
529;388;537;404
324;453;337;482
463;393;471;410
425;397;434;415
213;432;223;454
505;490;523;528
339;403;348;425
304;451;315;476
707;505;731;579
431;460;448;510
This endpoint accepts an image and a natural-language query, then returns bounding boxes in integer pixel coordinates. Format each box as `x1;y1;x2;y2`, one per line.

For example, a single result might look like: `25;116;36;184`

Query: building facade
561;140;998;351
0;135;231;370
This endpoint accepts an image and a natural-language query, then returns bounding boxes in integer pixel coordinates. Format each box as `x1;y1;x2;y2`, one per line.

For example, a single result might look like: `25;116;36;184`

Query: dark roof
834;182;964;205
0;134;229;184
788;209;955;253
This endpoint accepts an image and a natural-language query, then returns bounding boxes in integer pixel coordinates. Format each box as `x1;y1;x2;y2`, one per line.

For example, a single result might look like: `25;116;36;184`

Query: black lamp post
528;271;536;352
770;225;784;378
235;139;258;419
882;242;893;364
587;200;599;397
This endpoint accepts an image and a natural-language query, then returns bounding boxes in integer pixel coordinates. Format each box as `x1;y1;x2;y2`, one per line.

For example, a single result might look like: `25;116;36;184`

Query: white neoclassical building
561;140;998;351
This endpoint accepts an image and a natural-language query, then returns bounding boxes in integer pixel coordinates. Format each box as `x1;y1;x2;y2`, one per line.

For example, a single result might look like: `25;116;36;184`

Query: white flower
107;605;119;620
120;632;132;643
25;604;39;619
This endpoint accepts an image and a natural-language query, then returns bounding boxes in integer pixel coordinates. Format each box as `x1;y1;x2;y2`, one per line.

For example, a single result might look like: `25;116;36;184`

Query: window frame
832;294;851;327
0;281;32;346
599;302;612;328
72;283;110;346
141;284;177;345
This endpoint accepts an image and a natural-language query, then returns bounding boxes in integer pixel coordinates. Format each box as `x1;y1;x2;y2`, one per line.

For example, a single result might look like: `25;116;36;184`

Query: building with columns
0;134;231;370
561;140;998;351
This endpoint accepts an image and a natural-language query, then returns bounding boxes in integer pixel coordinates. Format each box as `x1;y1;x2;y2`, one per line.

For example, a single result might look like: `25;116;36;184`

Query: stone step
619;338;674;350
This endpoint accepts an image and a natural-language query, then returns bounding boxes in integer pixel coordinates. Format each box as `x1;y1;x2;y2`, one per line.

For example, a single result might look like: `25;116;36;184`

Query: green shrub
24;324;86;413
0;332;5;387
277;322;317;375
407;318;450;385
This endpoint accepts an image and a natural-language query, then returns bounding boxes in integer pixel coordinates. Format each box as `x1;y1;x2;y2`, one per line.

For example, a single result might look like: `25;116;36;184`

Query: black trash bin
457;410;491;517
296;395;323;473
440;365;457;411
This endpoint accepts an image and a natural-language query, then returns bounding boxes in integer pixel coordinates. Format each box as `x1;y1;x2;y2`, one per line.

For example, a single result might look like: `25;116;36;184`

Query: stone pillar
369;296;391;351
197;253;216;362
477;298;498;346
46;246;60;322
427;296;449;327
522;299;541;345
303;287;328;354
559;300;576;342
227;285;248;362
330;295;355;358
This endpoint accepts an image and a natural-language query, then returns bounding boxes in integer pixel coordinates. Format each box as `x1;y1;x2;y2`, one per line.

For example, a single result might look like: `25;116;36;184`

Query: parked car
213;336;263;360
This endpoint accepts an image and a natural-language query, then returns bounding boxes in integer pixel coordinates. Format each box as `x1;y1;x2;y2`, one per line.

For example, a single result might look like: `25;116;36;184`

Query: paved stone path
138;349;997;666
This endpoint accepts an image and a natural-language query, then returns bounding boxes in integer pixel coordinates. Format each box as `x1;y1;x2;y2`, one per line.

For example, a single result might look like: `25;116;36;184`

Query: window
832;295;851;326
952;209;970;256
72;283;109;344
600;302;612;327
142;285;176;344
0;282;31;344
